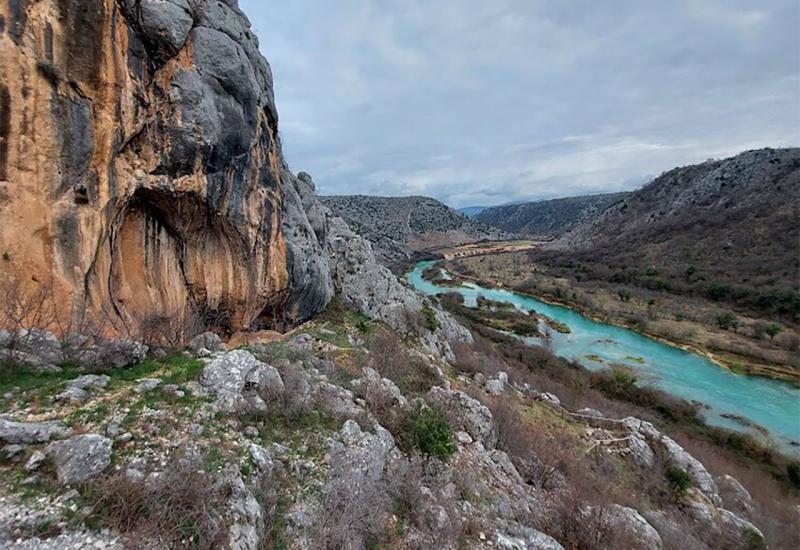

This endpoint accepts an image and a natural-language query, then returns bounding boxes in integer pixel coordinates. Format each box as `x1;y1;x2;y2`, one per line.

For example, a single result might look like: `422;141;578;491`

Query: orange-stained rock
0;0;293;334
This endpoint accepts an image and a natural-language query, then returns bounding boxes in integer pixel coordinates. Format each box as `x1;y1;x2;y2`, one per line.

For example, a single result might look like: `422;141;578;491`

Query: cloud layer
241;0;799;207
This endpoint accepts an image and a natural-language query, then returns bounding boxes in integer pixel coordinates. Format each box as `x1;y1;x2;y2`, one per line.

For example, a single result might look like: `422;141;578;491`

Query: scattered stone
188;331;223;353
0;419;69;444
55;386;90;404
455;431;473;445
24;450;47;471
2;444;25;462
538;392;561;407
243;426;260;439
485;378;505;395
67;374;110;391
248;444;273;476
576;408;604;418
135;378;162;394
47;434;113;485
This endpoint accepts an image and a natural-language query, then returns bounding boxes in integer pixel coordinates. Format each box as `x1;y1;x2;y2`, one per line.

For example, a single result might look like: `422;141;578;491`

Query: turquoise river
407;260;800;455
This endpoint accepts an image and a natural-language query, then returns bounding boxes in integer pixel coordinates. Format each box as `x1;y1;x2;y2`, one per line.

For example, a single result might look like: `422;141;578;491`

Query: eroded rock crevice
0;0;291;333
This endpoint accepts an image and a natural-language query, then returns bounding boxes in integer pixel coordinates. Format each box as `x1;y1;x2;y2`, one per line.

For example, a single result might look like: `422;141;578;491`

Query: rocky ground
0;310;778;549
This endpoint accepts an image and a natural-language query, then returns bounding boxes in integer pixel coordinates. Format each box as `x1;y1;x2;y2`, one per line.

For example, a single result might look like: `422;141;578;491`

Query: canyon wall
0;0;296;332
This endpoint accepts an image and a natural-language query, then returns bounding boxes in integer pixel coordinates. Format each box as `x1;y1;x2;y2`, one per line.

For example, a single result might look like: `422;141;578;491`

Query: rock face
0;0;471;356
282;171;473;358
321;194;511;269
0;0;288;333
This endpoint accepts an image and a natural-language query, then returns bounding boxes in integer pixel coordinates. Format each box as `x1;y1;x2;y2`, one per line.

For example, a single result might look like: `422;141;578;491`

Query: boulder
87;341;148;371
313;381;364;421
24;450;47;471
135;378;163;394
427;387;496;448
66;374;110;391
188;332;222;353
601;505;662;549
0;349;60;373
55;386;90;404
201;350;284;414
14;329;62;364
716;474;753;515
0;419;69;444
47;434;112;484
352;367;409;412
495;525;565;550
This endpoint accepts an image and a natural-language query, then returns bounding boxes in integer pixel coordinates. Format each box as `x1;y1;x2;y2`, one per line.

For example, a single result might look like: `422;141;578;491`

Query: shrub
404;405;456;459
355;317;372;335
715;312;738;330
787;462;800;489
765;323;782;340
85;454;230;548
665;466;692;494
706;284;731;301
313;460;393;549
422;306;440;332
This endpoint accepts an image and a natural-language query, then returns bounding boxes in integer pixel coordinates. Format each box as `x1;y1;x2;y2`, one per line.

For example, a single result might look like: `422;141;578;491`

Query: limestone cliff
0;0;469;356
0;0;291;332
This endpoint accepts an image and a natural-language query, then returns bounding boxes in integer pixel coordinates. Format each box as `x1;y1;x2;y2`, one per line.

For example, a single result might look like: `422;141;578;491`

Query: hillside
458;206;488;218
477;192;631;236
321;195;510;269
547;148;800;321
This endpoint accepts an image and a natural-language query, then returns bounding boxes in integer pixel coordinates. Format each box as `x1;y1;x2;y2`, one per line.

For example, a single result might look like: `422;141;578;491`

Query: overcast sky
240;0;799;208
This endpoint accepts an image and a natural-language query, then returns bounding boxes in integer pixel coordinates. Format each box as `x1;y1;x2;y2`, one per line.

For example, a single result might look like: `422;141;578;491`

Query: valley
407;260;800;453
445;251;800;386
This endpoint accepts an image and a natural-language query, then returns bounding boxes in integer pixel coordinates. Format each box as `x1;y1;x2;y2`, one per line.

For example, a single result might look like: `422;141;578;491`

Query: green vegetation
715;312;739;331
404;405;456;459
544;317;571;334
422;306;440;332
665;466;692;494
787;462;800;489
765;323;782;340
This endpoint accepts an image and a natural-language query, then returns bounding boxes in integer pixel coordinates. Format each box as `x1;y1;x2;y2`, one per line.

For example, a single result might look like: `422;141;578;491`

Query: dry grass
84;454;231;549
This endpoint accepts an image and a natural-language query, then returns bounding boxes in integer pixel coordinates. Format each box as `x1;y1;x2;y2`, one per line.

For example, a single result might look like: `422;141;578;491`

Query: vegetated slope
321;195;511;269
548;148;800;321
477;192;631;236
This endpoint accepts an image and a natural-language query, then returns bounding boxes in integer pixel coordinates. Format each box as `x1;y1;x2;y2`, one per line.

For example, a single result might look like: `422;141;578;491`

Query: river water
407;260;800;455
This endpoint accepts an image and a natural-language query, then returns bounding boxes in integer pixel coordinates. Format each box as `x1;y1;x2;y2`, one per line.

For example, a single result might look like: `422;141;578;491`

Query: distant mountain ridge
321;195;510;269
458;206;488;218
546;148;800;319
476;192;631;236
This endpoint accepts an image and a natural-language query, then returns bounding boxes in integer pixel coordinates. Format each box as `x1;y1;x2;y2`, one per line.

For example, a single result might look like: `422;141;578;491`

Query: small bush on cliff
404;405;456;459
422;306;440;332
665;466;692;494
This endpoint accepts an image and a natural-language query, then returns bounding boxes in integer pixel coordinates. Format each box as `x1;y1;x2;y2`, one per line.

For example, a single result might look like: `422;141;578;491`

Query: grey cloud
242;0;799;207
